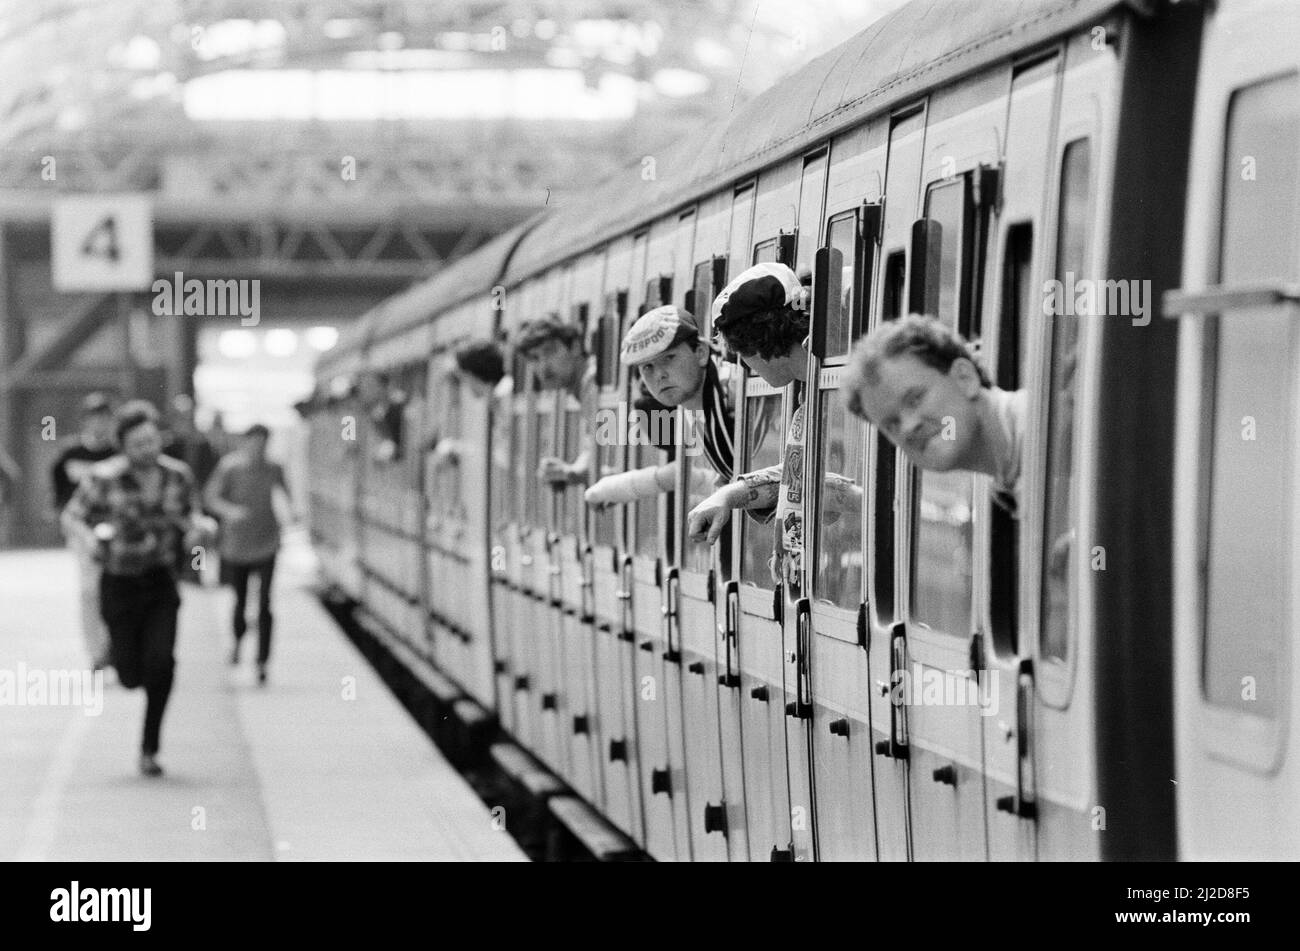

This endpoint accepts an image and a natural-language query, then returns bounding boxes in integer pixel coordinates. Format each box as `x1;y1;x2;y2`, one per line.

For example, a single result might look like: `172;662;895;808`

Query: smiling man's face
854;353;982;472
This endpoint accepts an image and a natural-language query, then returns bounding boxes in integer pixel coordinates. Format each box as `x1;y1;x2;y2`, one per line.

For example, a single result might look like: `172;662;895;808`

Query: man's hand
687;494;733;545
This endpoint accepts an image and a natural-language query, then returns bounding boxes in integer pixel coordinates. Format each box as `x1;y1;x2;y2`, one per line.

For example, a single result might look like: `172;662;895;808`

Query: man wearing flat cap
686;263;814;581
584;304;736;506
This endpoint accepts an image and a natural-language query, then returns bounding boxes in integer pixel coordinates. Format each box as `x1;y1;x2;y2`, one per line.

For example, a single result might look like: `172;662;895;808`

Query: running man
63;400;214;777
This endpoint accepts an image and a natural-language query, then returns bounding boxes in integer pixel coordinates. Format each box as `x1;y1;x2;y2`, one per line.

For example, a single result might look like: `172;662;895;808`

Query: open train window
989;223;1033;656
823;212;861;360
1201;73;1300;717
909;466;974;638
882;250;906;320
1040;138;1093;665
813;394;864;610
872;431;897;624
923;178;974;334
739;392;784;588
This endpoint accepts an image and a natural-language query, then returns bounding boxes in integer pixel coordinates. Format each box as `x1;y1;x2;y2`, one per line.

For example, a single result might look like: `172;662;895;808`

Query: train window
813;394;864;609
683;440;716;574
924;179;970;332
692;261;712;324
591;439;621;549
882;250;906;320
910;468;974;637
1040;138;1092;664
729;186;756;284
490;400;512;537
824;212;859;359
989;223;1033;655
753;238;778;265
797;151;828;273
1202;74;1300;717
632;442;660;560
563;405;584;539
739;393;784;587
872;432;897;624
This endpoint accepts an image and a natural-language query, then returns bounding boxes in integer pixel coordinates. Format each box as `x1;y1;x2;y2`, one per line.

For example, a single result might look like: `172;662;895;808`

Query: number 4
81;215;120;263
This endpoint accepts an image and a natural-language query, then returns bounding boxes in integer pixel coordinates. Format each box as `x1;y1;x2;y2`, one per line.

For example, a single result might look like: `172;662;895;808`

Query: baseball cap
620;305;700;366
711;262;804;330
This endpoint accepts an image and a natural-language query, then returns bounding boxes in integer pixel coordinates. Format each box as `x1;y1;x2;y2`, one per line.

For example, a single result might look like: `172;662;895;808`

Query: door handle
720;579;741;688
996;658;1037;820
874;622;909;760
662;567;681;663
703;802;728;836
650;767;671;796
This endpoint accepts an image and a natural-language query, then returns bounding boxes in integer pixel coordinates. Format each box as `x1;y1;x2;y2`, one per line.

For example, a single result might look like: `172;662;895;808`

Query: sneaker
139;753;164;778
256;663;267;685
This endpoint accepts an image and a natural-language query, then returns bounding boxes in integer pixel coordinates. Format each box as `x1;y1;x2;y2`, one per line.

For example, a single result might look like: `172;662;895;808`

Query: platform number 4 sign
51;195;154;292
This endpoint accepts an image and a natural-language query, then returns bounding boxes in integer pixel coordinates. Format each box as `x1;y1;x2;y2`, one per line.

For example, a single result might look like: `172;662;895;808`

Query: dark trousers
100;568;180;756
228;555;276;663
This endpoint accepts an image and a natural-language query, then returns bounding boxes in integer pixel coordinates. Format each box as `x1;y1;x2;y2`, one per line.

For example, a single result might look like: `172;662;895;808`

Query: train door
728;161;802;862
900;77;1006;862
771;150;830;863
805;157;883;860
630;257;685;861
533;387;570;777
1169;0;1300;858
861;105;928;861
487;368;516;723
556;301;600;801
590;275;636;832
674;198;733;860
1025;32;1116;861
512;377;548;754
980;52;1058;862
615;232;652;849
657;209;698;861
710;182;757;862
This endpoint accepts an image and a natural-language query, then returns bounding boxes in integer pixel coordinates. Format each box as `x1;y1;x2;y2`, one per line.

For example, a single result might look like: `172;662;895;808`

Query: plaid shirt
64;454;199;577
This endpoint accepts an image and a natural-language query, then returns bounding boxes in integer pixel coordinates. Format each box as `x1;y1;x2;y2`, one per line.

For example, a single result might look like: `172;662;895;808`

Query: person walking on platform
52;392;118;670
63;400;213;777
204;424;293;685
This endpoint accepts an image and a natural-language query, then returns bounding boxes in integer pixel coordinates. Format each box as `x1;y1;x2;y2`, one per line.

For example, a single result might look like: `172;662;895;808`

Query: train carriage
304;0;1298;861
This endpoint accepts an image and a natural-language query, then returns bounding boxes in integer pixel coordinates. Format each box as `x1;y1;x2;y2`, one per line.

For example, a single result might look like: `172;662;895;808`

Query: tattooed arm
686;464;782;545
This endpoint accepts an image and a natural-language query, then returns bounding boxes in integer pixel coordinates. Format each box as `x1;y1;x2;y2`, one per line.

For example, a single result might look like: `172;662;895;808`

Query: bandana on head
711;262;803;331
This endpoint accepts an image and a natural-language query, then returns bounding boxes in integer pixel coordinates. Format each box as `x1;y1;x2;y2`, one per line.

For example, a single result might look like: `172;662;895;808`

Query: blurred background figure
162;394;219;583
50;392;117;670
204;423;295;685
0;446;19;550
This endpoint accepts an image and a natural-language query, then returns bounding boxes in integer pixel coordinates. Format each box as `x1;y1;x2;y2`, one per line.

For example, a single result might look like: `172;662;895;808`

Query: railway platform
0;535;526;863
